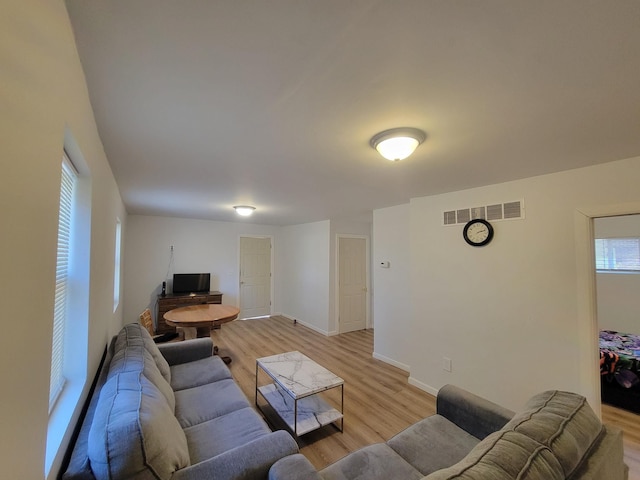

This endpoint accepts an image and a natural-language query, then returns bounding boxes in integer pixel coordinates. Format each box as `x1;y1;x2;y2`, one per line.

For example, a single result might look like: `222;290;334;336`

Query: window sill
596;270;640;275
45;379;83;479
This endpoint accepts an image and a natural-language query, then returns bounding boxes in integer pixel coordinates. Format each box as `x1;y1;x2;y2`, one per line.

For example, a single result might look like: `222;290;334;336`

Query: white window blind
594;238;640;272
50;155;77;410
113;218;121;312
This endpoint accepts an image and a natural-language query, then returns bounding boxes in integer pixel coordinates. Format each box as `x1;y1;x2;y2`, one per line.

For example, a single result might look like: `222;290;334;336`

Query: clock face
463;219;494;247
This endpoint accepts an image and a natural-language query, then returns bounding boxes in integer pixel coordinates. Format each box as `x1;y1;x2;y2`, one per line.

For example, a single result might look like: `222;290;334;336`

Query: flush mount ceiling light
233;205;256;216
370;127;427;161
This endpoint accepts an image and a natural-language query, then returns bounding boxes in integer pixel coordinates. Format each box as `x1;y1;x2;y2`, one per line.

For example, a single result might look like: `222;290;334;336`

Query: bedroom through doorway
594;214;640;414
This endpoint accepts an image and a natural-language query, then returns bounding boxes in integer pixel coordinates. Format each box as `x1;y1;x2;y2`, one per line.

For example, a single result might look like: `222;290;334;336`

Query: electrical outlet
443;357;452;372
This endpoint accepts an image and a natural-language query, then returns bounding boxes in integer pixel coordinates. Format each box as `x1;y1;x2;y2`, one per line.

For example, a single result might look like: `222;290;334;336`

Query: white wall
374;156;640;412
123;215;282;325
0;1;126;478
280;221;331;333
124;216;371;336
595;215;640;333
372;204;412;371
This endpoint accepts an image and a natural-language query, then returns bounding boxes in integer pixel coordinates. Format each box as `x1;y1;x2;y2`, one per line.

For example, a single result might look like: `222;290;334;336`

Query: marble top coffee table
255;351;344;437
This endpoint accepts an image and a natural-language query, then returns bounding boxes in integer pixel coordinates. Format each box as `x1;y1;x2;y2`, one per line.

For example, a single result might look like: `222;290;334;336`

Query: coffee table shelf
255;351;344;438
258;384;343;436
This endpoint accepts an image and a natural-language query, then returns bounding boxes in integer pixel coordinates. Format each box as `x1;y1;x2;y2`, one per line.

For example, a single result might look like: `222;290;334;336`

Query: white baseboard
298;320;330;336
239;315;270;321
408;377;439;397
372;352;410;372
278;313;331;336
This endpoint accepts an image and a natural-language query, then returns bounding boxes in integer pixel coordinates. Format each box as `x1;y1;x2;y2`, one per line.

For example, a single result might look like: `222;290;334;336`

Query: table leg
179;326;198;340
340;383;344;432
294;398;298;437
209;326;232;364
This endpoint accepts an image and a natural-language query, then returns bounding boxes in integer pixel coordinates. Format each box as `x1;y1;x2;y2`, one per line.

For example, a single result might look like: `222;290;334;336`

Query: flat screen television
172;273;210;294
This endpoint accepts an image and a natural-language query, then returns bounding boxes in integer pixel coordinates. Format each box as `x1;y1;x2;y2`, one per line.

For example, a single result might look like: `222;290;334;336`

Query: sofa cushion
183;407;272;463
424;430;564;480
502;390;604;477
115;323;171;383
174;378;251;428
141;329;172;382
170;355;233;391
109;344;175;411
436;384;515;440
88;371;190;480
321;443;423;480
387;414;481;475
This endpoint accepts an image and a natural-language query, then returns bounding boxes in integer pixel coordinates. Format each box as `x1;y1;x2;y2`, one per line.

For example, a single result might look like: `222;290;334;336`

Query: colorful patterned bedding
599;330;640;389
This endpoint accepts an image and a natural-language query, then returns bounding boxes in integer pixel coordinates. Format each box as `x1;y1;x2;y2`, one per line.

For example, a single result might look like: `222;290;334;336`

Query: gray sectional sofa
63;322;628;480
269;384;628;480
62;323;298;480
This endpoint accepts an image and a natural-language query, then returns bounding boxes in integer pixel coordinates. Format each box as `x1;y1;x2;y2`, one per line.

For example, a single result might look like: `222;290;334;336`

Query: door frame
335;234;371;333
238;234;274;319
575;201;640;417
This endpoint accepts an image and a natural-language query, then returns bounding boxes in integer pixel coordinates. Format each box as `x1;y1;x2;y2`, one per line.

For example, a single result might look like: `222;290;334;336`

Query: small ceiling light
370;127;426;161
234;205;256;216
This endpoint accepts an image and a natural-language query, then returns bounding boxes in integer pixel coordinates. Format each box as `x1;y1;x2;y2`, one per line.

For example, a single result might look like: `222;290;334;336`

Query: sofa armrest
171;430;299;480
570;425;628;480
268;454;322;480
158;338;213;365
436;384;515;440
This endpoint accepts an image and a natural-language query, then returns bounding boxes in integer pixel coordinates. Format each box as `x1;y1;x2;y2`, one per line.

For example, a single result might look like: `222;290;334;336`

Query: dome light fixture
233;205;256;216
370;127;426;161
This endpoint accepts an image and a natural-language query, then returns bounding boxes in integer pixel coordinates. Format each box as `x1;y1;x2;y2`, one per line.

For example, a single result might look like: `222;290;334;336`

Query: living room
3;1;640;480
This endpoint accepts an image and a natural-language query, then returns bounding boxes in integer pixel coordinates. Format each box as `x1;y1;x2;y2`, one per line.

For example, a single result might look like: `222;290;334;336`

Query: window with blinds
50;155;77;410
594;238;640;272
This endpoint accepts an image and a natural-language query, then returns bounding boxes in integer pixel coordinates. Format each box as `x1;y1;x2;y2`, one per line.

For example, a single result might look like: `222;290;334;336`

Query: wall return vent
443;199;524;226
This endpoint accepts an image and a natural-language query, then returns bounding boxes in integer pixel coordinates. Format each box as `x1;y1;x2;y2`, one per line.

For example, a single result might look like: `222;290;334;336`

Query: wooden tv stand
156;291;223;335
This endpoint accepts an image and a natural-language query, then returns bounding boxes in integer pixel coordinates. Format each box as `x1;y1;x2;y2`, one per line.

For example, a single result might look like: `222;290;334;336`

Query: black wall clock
463;219;494;247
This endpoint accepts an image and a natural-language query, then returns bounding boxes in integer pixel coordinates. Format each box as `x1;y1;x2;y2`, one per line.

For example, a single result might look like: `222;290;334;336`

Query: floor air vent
443;200;524;226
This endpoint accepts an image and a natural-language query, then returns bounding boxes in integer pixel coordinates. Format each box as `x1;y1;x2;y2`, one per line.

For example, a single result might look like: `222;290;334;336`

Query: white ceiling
65;0;640;226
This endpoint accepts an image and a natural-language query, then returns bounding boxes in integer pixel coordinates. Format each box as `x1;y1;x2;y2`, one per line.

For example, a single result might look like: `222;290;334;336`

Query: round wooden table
164;304;240;363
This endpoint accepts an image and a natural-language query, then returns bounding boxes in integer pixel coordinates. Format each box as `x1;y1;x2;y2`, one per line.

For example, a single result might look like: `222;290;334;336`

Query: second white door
239;236;272;319
338;236;368;333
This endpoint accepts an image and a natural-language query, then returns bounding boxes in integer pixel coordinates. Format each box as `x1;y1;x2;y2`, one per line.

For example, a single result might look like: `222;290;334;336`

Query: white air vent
486;204;503;221
444;211;456;225
456;209;470;223
443;199;524;226
471;206;485;219
503;201;522;219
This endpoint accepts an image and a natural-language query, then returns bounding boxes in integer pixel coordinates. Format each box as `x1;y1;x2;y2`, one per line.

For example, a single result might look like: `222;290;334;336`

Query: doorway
593;214;640;414
576;202;640;415
239;236;272;319
337;235;369;333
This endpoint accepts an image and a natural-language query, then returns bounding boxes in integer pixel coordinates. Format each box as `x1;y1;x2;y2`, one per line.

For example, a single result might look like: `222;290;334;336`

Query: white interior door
338;236;368;333
239;236;272;319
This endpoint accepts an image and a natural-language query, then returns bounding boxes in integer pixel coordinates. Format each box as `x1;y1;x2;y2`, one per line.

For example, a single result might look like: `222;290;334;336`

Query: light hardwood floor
214;315;640;478
603;402;640;480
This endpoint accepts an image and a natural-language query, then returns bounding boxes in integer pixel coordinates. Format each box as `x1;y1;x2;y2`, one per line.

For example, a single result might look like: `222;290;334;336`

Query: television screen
172;273;210;294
